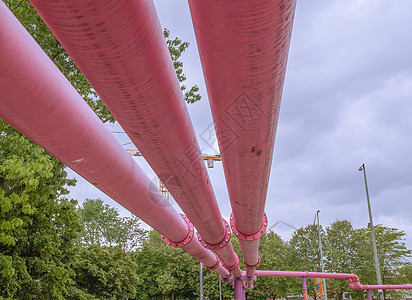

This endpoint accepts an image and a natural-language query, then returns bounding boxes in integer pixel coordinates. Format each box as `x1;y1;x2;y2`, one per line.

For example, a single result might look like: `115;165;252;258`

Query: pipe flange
243;254;261;269
204;252;220;271
196;218;231;250
230;212;268;241
161;214;194;248
222;253;240;272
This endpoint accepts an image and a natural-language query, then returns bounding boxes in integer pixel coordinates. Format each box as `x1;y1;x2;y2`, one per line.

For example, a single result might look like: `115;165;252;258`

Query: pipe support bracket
161;214;194;248
230;212;268;241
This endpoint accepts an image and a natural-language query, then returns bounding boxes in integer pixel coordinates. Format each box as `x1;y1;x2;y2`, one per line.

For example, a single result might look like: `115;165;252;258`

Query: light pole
358;163;384;300
200;262;203;300
219;275;222;300
316;210;328;300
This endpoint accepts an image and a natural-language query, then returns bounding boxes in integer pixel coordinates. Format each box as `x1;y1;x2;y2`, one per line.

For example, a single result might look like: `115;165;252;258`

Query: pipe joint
222;253;240;272
243;254;261;270
230;212;268;241
204;252;221;271
196;218;231;250
161;214;194;248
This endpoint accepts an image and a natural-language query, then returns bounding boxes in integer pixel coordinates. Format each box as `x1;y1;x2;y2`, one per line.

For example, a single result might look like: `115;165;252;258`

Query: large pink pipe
27;0;240;275
254;271;412;290
0;2;229;278
188;0;297;276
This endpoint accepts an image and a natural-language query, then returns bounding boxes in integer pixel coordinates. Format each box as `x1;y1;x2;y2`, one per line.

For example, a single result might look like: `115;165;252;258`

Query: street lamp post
358;163;384;300
219;275;222;300
317;210;328;300
200;262;203;300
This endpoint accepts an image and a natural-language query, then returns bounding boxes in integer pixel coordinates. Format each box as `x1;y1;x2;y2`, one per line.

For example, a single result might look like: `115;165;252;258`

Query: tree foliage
353;225;412;299
0;120;81;299
70;246;140;300
164;29;201;104
247;231;294;299
78;199;146;252
288;220;412;300
134;230;200;300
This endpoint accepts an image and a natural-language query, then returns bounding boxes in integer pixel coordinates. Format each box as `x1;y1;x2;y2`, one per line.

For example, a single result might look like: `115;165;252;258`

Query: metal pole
234;278;246;300
367;289;373;300
317;210;328;300
200;262;203;300
359;164;384;300
219;275;222;300
302;277;309;300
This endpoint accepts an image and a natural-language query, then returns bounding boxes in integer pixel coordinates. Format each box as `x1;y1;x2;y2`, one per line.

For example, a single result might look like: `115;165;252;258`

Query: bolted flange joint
196;218;231;250
243;254;261;269
161;214;194;248
230;212;268;241
204;252;221;271
221;253;240;272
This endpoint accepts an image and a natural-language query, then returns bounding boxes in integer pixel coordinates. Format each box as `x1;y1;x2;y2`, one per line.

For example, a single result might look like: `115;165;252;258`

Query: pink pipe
0;2;229;278
348;282;412;291
302;277;309;300
239;239;260;278
254;271;412;290
181;236;230;278
234;278;246;300
255;270;357;279
28;0;241;276
188;0;297;274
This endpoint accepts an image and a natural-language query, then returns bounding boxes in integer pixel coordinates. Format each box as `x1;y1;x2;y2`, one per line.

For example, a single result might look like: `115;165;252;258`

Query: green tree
247;231;293;299
324;220;360;299
134;230;200;299
119;215;147;253
0;120;81;299
287;224;323;298
396;262;412;299
70;245;140;300
164;29;201;104
288;224;321;273
79;198;146;251
289;220;412;300
133;230;232;300
354;225;412;299
79;199;122;247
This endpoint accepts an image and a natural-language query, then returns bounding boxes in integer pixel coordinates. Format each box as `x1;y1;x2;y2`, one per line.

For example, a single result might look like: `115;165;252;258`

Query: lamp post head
358;164;364;171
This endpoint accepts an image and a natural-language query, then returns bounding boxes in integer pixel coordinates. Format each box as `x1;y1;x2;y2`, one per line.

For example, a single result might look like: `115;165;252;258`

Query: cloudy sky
68;0;412;250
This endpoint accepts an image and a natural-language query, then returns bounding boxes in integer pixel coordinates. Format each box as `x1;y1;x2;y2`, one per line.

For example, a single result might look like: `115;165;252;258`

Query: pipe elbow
347;275;364;290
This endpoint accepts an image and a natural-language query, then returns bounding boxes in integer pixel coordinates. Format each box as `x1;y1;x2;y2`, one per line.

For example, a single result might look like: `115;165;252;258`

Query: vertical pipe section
200;263;204;300
302;277;309;300
28;0;240;274
234;278;246;300
188;0;297;275
0;2;228;278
